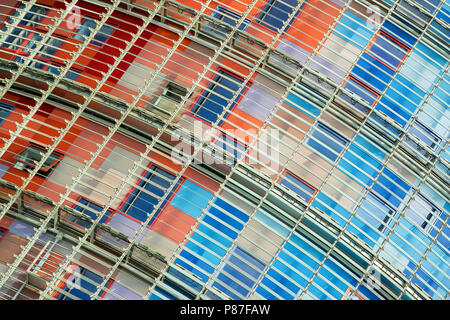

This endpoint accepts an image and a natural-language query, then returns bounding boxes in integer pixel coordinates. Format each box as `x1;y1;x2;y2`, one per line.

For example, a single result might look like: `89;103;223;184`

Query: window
0;102;14;127
14;144;64;177
150;81;188;120
279;170;316;203
357;192;396;234
67;198;114;228
120;165;180;223
306;122;349;162
73;18;114;46
405;193;442;234
3;4;47;28
211;246;266;299
1;4;47;52
213;133;247;164
341;76;380;113
57;266;111;300
367;30;410;71
0;227;7;239
395;0;442;27
409;121;441;150
190;70;245;124
404;121;441;161
203;6;251;39
29;37;64;70
258;0;301;31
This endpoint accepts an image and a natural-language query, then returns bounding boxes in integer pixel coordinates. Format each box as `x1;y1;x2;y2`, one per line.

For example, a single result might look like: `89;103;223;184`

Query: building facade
0;0;448;300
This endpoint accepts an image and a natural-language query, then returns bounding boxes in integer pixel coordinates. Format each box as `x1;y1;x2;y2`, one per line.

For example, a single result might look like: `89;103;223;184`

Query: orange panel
286;0;341;52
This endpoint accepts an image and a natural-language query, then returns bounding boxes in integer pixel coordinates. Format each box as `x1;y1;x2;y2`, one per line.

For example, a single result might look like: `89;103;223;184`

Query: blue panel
376;74;426;127
373;168;410;208
0;103;14;126
214;133;246;163
74;18;114;46
352;53;396;92
369;32;409;69
260;274;295;299
191;70;244;124
73;198;113;227
58;267;109;300
212;246;265;299
286;90;322;118
149;287;176;300
120;165;177;223
312;258;358;300
212;6;251;31
280;171;315;202
334;11;375;49
313;193;352;227
272;258;308;289
350;193;396;246
258;0;301;31
339;136;384;187
381;20;416;48
170;180;214;219
306;122;349;162
343;77;379;107
264;267;299;297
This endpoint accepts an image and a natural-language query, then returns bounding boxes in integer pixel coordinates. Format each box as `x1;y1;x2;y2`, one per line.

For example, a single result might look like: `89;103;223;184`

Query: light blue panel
334;10;375;49
313;193;352;227
311;258;358;300
170;180;214;219
285;89;322;118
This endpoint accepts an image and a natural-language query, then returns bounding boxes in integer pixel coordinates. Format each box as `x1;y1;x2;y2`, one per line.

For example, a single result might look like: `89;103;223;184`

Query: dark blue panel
214;133;246;162
212;6;251;31
177;250;214;280
258;0;301;31
260;275;295;299
381;20;417;48
212;247;265;299
73;198;113;228
58;267;110;300
74;18;114;46
120;165;178;223
191;70;244;124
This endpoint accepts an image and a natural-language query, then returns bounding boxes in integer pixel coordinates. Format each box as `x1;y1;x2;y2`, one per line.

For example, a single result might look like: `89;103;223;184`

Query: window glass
73;18;114;46
405;194;442;234
212;246;266;299
0;102;14;126
203;6;250;38
57;267;110;300
306;122;349;162
120;165;178;223
15;144;63;174
213;133;246;163
368;31;409;70
191;70;244;124
69;198;114;228
279;171;316;202
258;0;301;31
342;76;379;110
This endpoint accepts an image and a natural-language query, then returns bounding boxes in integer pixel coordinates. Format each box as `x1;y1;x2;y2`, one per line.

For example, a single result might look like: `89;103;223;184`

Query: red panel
150;204;196;244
